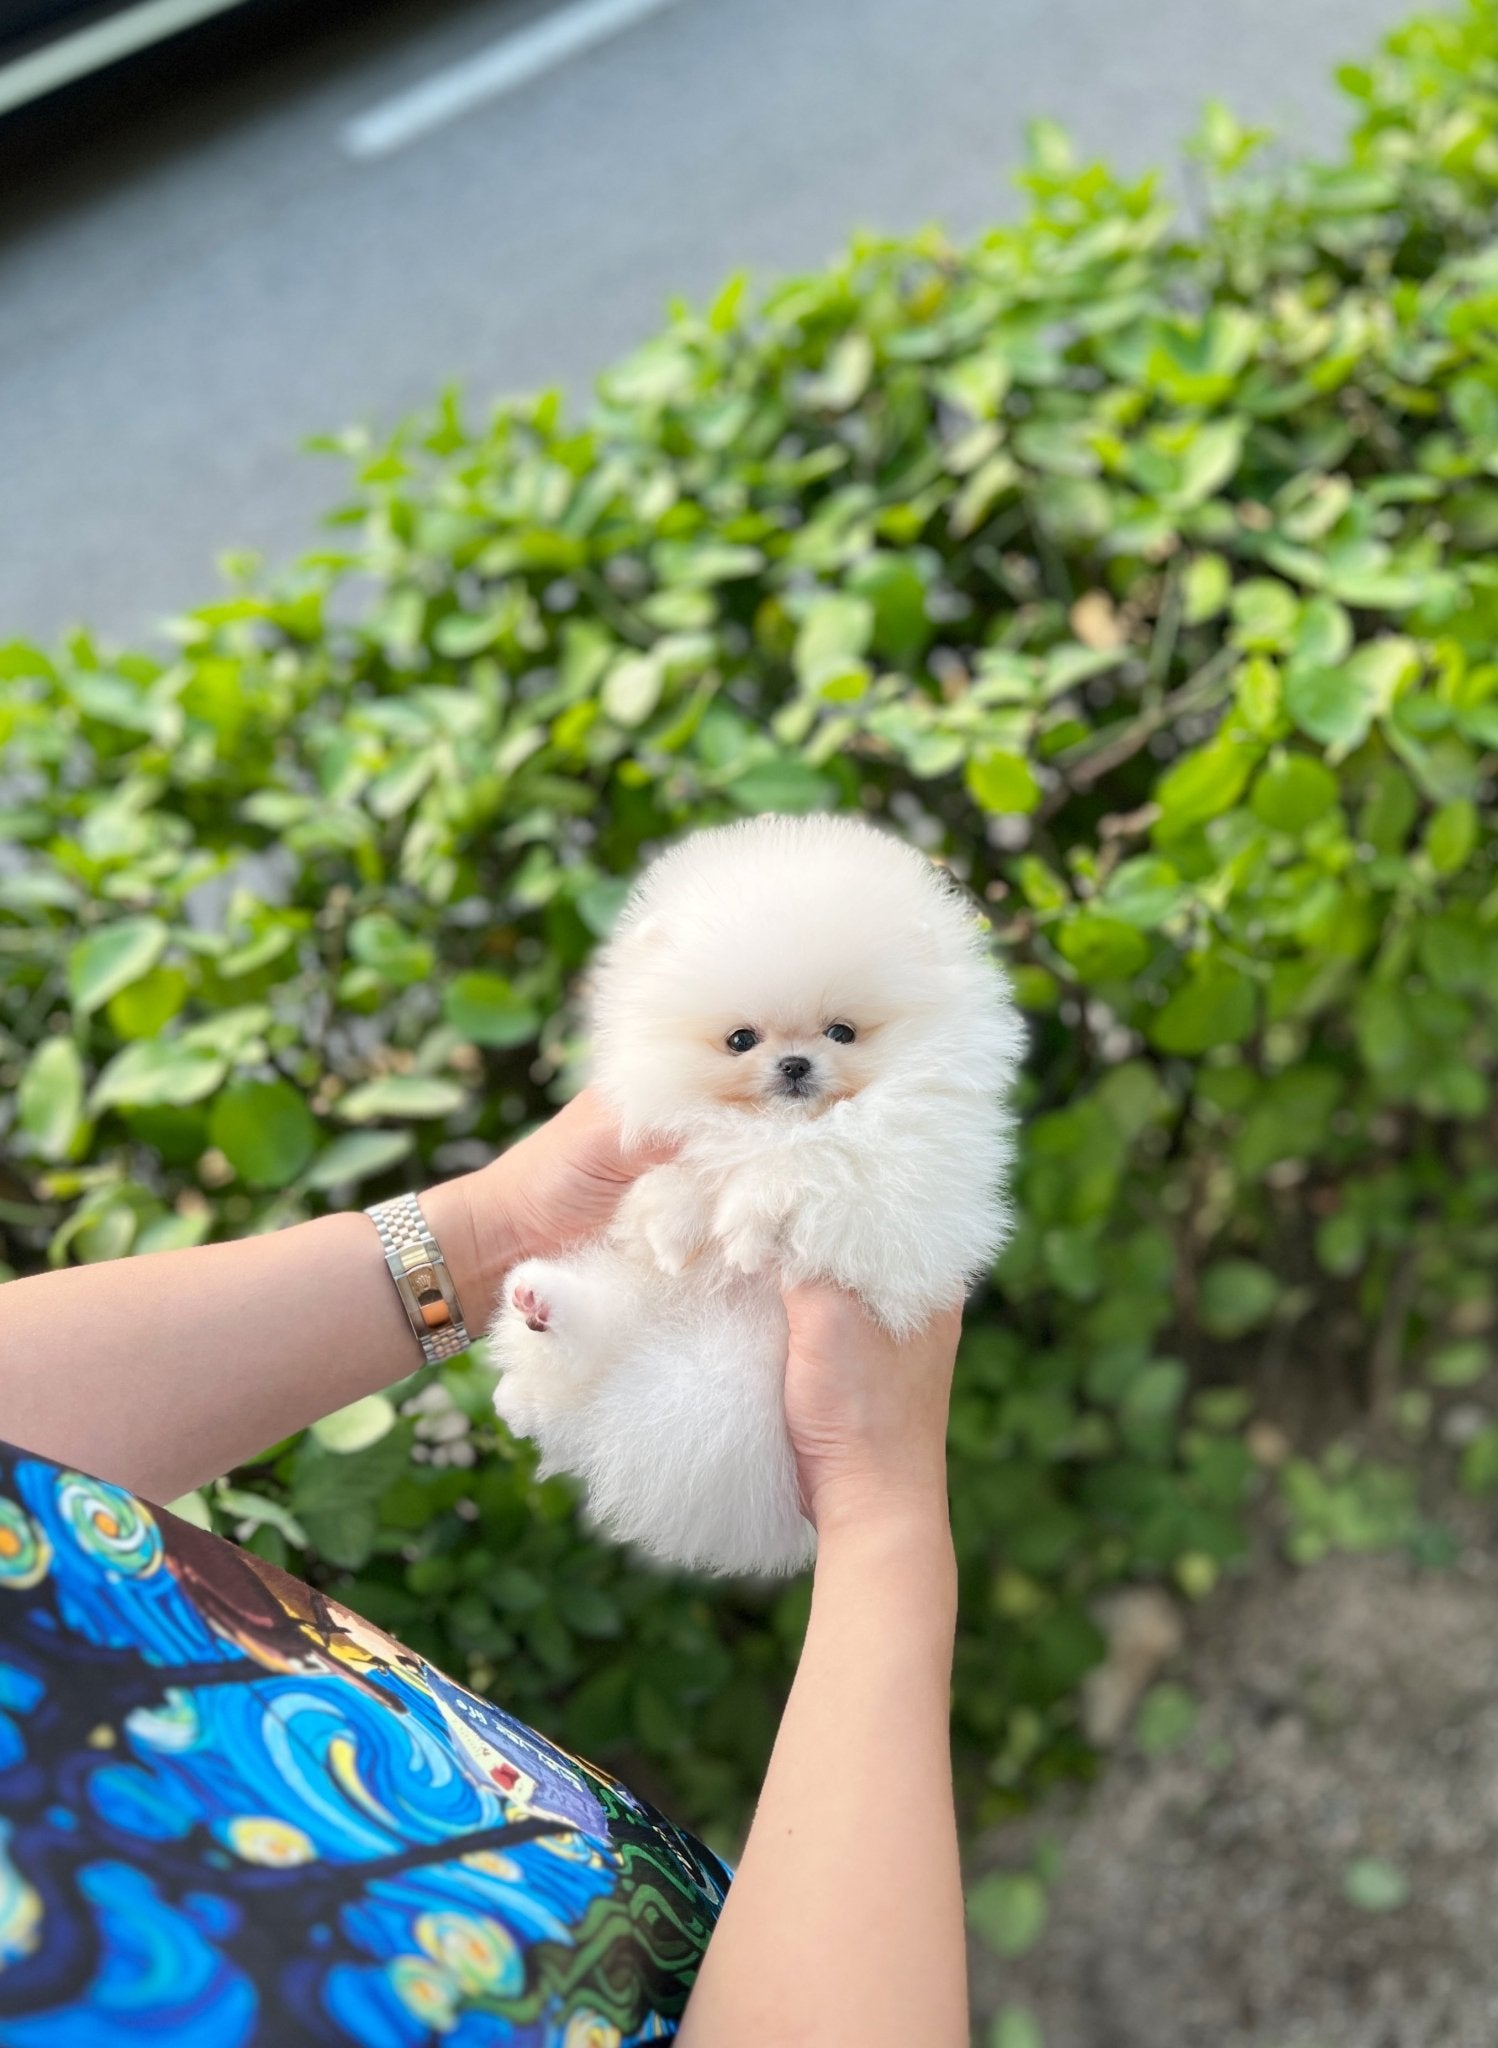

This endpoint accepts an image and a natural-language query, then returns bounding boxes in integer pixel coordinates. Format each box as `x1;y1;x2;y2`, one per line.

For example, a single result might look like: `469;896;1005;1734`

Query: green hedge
5;0;1498;1854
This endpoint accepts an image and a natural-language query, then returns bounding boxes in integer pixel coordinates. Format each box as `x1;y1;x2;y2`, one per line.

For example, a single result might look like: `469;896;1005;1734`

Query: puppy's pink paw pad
512;1283;551;1333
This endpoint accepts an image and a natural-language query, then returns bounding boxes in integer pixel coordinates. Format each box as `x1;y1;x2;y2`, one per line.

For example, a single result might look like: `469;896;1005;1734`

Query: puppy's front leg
711;1171;790;1277
614;1164;707;1277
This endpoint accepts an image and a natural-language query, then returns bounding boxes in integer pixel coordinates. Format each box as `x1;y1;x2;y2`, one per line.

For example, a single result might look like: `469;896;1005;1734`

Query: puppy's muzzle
775;1055;816;1100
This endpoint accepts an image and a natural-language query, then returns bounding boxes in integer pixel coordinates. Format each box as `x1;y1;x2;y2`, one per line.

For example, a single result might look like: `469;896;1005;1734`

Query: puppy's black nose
779;1056;812;1083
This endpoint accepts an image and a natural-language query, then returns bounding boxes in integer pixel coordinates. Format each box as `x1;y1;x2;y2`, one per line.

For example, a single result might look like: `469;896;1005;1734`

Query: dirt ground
969;1539;1498;2048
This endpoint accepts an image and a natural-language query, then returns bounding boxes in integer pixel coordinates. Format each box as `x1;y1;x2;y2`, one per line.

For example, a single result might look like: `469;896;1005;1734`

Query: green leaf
555;1585;625;1639
68;918;168;1016
208;1079;319;1189
802;332;874;411
1316;1211;1365;1278
442;973;541;1048
1283;664;1377;751
1171;416;1246;507
1293;595;1353;669
303;1129;414;1190
723;759;832;813
297;1500;379;1570
1102;857;1185;930
1286;637;1416;752
90;1040;227;1112
163;1490;214;1531
348;913;434;987
602;654;664;726
575;878;634;938
335;1075;468;1123
1154;739;1253;833
1017;857;1068;914
1150;963;1256;1054
1342;1858;1409;1913
966;750;1040;815
18;1038;86;1161
106;966;190;1039
1461;1426;1498;1496
1134;1682;1199;1755
1147;309;1260;404
1199;1259;1279;1338
311;1394;398;1454
848;553;934;667
1056;913;1149;984
967;1872;1049;1959
1426;1341;1488;1389
181;1006;272;1058
793;593;873;689
1120;1359;1188;1434
432;609;504;658
215;1487;309;1550
1183;553;1230;624
990;2008;1046;2048
1230;578;1299;651
135;1211;212;1255
1250;753;1339;833
1024;115;1074;173
652;540;764;586
1425;798;1477;875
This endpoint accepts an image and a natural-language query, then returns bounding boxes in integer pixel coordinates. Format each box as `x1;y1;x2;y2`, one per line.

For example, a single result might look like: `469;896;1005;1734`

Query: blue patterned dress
0;1441;731;2046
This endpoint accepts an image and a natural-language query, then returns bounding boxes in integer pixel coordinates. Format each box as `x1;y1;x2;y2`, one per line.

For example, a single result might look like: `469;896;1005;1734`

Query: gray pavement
0;0;1417;651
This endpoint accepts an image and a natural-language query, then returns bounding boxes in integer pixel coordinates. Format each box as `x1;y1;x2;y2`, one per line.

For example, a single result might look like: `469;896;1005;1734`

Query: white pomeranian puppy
488;812;1024;1576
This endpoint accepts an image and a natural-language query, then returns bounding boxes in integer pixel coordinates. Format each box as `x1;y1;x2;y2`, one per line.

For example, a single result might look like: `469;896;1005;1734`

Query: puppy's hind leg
490;1249;642;1436
498;1256;619;1351
509;1272;555;1333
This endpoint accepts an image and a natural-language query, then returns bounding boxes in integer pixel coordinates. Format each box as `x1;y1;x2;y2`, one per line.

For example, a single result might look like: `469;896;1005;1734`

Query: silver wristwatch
365;1192;472;1365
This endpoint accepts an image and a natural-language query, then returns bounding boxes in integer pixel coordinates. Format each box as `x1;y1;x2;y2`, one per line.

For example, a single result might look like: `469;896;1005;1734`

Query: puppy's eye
824;1022;856;1045
725;1028;760;1055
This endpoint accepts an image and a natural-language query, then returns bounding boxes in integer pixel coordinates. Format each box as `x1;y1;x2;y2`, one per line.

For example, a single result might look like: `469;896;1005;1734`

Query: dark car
0;0;252;115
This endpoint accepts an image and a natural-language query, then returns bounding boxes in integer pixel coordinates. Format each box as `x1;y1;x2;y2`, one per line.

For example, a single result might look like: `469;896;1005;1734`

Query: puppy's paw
492;1259;612;1422
501;1259;569;1337
617;1167;703;1278
642;1217;691;1279
511;1281;551;1332
720;1222;776;1276
713;1182;780;1276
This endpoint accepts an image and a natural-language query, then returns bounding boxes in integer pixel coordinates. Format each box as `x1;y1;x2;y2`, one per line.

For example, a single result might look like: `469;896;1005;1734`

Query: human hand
780;1281;963;1540
422;1088;674;1329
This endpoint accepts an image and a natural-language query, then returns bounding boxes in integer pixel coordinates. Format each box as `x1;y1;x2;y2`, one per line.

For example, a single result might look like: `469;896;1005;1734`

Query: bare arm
0;1090;665;1502
679;1288;969;2048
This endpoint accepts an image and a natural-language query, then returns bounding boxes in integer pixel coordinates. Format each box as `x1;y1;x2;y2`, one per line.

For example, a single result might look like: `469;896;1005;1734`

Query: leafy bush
6;0;1498;1851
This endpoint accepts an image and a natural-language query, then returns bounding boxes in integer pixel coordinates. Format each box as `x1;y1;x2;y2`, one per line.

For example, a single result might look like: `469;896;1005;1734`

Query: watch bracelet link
365;1192;472;1365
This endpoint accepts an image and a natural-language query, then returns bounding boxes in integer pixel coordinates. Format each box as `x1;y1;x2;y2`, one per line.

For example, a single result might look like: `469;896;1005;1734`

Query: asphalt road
0;0;1416;651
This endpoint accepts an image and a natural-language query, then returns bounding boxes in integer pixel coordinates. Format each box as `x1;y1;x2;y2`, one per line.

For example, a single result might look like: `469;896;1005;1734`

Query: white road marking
341;0;692;161
0;0;250;117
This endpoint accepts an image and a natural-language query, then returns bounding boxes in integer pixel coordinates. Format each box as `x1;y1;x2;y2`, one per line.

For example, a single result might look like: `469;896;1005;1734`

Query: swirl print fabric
0;1442;731;2046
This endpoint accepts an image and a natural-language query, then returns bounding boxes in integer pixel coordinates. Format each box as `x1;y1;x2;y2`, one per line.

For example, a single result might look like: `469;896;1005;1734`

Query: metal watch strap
365;1192;471;1364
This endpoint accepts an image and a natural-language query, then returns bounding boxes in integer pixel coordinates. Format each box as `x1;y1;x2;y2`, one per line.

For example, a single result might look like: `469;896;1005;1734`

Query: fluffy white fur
488;813;1025;1576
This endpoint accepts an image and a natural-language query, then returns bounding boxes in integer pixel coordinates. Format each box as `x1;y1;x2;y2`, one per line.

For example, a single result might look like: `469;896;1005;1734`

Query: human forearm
679;1502;967;2048
0;1089;662;1502
0;1172;512;1503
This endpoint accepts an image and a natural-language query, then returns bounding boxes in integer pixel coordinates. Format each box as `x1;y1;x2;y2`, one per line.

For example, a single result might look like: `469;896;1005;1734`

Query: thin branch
1038;645;1239;820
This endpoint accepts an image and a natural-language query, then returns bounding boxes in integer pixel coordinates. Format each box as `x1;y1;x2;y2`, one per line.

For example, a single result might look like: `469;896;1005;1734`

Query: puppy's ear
620;911;671;952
